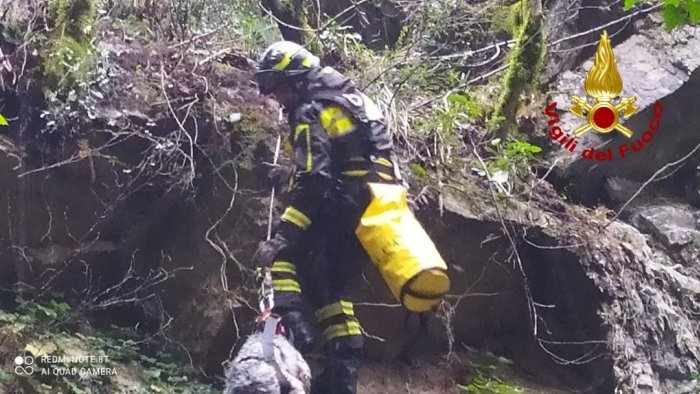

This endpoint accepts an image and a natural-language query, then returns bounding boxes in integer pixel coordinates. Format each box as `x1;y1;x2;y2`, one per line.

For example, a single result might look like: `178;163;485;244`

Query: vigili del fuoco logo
545;30;664;161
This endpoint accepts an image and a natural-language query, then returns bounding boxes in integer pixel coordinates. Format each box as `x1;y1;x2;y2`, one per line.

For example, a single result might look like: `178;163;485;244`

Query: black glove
265;163;293;191
252;235;287;268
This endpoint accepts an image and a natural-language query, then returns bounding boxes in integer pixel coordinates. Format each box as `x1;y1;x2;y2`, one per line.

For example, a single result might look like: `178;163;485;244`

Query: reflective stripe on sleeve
271;261;297;275
281;206;312;230
272;278;301;293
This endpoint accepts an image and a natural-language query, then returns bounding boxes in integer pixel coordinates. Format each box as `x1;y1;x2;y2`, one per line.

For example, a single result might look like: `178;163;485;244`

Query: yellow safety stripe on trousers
377;172;394;181
341;170;369;177
281;206;312;230
316;300;355;321
319;105;355;138
271;261;297;275
273;53;292;70
272;278;302;293
341;170;394;181
294;124;312;172
323;320;362;341
374;157;393;167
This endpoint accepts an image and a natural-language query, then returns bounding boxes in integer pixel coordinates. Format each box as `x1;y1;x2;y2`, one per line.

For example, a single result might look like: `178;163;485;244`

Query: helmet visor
254;70;286;95
254;69;311;95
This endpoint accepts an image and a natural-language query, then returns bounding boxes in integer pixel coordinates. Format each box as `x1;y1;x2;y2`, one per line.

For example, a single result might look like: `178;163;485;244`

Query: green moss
490;1;524;37
410;162;428;178
458;370;524;394
490;0;546;135
42;0;97;94
274;0;316;46
42;35;95;93
48;0;96;40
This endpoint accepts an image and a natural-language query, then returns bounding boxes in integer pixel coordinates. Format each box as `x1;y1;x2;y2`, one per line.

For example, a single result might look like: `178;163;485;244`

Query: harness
256;292;293;393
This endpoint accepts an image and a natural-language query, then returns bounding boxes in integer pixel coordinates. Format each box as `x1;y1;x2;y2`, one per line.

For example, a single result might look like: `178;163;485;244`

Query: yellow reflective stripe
305;126;312;171
281;206;312;230
273;53;292;70
274;284;302;293
348;156;366;162
316;301;355;321
319;106;355;138
294;124;309;141
273;279;301;293
377;172;394;181
301;57;313;67
331;117;354;137
293;124;312;172
323;321;362;340
319;106;342;129
341;170;369;177
271;261;297;275
374;157;393;167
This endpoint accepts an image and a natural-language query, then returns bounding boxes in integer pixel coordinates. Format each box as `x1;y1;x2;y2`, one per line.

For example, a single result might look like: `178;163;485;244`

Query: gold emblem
569;30;638;138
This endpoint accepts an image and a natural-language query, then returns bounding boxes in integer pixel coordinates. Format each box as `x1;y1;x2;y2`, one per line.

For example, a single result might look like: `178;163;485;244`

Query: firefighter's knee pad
316;300;364;350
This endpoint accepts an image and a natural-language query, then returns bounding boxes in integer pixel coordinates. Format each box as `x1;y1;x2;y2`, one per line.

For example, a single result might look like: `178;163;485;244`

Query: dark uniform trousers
271;179;370;354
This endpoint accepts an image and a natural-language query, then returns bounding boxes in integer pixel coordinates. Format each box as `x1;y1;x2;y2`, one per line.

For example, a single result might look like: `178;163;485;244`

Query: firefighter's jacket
275;66;399;246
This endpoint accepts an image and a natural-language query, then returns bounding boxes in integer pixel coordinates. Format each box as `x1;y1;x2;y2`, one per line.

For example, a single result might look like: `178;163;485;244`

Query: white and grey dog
223;331;311;394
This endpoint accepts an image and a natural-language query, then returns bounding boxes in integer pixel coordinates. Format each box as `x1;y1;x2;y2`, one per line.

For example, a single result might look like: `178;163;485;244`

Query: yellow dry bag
355;183;450;312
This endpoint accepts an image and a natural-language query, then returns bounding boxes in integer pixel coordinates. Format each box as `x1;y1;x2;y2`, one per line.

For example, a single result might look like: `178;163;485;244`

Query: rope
260;135;282;314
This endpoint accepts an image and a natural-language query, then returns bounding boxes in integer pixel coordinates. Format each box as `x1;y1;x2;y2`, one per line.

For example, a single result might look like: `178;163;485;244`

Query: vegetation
491;0;545;134
625;0;700;29
458;369;525;394
472;138;542;196
43;0;97;94
0;293;219;393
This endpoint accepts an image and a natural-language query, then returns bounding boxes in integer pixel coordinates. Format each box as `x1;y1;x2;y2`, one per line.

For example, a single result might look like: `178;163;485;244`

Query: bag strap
261;315;292;392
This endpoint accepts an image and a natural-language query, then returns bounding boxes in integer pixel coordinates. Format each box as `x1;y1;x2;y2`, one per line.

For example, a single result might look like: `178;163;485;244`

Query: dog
223;331;311;394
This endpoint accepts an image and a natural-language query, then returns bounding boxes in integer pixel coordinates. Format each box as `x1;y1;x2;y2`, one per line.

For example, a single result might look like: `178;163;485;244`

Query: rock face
437;172;700;393
542;0;637;84
631;204;700;249
546;18;700;204
537;11;700;393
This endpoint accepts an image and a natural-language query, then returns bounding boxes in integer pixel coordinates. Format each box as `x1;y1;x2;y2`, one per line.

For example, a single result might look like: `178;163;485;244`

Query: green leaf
0;114;8;126
687;1;700;24
663;4;688;30
666;0;681;7
623;0;638;11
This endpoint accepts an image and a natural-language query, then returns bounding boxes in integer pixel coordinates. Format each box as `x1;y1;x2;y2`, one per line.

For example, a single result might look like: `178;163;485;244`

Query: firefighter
252;40;401;394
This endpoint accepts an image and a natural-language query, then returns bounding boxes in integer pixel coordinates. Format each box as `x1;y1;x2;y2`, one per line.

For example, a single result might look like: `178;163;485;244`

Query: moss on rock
490;1;524;38
42;0;97;94
48;0;95;39
42;35;95;94
490;0;546;135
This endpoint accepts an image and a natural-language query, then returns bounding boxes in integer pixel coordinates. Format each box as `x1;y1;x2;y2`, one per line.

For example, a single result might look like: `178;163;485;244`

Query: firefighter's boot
311;346;360;394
